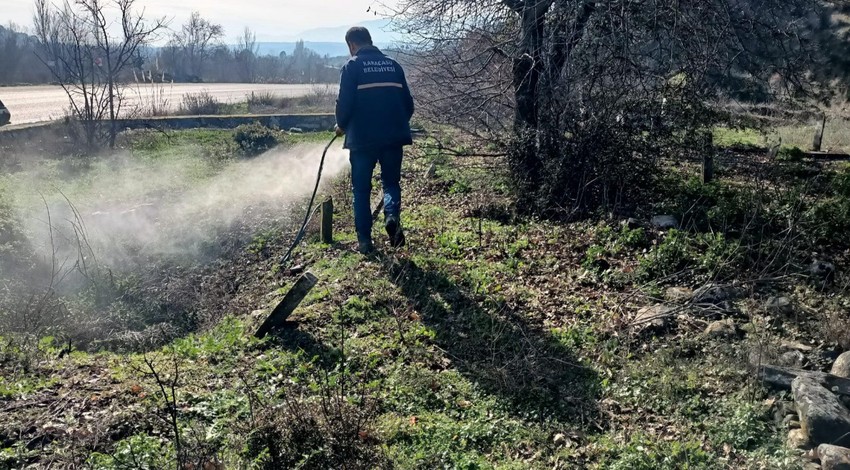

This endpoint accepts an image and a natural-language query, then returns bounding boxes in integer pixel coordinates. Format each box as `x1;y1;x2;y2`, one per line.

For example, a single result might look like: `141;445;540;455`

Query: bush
777;145;805;161
233;123;279;155
798;166;850;245
88;434;175;469
638;229;743;282
654;176;754;233
247;91;284;108
179;91;222;115
239;365;387;469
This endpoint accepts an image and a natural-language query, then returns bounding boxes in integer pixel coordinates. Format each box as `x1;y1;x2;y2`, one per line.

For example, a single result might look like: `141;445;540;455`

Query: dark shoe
385;216;406;248
358;239;375;255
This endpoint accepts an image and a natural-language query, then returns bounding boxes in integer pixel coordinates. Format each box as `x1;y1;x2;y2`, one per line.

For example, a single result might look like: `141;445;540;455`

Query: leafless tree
168;12;224;80
0;24;29;83
235;27;259;83
33;0;166;148
391;0;845;215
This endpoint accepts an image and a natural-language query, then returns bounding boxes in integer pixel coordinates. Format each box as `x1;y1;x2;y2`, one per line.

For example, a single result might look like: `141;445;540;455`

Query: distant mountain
244;18;409;58
289;19;402;44
253;19;404;58
255;41;393;58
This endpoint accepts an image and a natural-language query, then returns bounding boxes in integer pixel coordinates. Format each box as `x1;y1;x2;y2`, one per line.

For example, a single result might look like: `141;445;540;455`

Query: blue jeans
350;146;403;242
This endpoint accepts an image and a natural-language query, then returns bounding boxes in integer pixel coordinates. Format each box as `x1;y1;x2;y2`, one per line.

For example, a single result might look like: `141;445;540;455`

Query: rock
811;261;836;284
759;365;850;396
288;127;303;133
665;287;694;303
553;433;567;446
634;305;675;331
425;163;437;179
793;377;850;447
818;444;850;470
806;448;821;461
783;340;815;352
780;350;808;369
693;284;740;304
741;322;758;334
832;352;850;379
651;215;679;230
704;319;737;338
789;428;812;449
624;217;642;229
766;296;794;315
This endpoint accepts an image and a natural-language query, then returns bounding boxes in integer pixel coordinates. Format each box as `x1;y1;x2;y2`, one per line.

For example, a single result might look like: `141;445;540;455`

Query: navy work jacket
335;46;414;151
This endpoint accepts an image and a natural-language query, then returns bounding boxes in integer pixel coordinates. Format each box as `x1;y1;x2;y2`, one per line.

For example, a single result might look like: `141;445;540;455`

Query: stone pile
785;351;850;470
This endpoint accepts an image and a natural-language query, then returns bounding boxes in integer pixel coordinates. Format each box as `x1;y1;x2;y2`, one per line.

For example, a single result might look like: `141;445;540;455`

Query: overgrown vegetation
245;87;337;114
178;91;225;115
1;124;847;468
399;0;850;215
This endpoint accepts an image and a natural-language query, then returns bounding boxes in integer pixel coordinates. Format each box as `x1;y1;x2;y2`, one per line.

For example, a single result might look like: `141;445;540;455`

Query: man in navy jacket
335;27;414;254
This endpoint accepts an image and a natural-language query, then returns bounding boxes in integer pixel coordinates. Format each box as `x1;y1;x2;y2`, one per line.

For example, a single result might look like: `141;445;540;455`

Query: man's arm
335;61;357;132
400;68;414;120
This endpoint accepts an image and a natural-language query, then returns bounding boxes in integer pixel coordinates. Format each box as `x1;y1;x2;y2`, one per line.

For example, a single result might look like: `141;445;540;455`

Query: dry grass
775;118;850;153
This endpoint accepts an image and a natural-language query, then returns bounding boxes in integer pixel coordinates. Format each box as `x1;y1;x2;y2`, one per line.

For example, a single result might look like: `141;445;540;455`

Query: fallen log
255;272;318;339
758;365;850;396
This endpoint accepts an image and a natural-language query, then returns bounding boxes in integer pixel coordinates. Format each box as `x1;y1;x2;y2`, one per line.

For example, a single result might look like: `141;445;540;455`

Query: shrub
179;91;222;115
247;91;284;108
799;166;850;246
777;145;805;161
88;434;175;469
707;400;771;451
233;123;279;155
637;229;743;282
277;87;337;113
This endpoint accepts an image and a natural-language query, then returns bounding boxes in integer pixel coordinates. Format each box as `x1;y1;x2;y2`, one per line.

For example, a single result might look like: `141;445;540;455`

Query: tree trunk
509;1;551;211
513;3;548;129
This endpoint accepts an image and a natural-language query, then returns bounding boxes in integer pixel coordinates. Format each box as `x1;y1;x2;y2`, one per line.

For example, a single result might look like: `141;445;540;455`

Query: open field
0;83;338;126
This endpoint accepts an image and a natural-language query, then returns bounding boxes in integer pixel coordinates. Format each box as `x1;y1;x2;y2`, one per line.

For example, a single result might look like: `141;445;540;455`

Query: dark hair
345;27;373;46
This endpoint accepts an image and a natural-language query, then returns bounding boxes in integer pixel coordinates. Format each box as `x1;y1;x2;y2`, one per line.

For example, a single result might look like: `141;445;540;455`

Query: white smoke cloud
17;143;349;274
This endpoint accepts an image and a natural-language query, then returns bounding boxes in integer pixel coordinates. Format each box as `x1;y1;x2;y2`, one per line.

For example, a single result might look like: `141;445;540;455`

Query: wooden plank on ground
255;272;318;339
758;365;850;396
806;151;850;160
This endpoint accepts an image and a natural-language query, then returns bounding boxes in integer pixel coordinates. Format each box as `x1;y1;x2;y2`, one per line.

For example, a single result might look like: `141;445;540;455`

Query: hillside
1;124;849;468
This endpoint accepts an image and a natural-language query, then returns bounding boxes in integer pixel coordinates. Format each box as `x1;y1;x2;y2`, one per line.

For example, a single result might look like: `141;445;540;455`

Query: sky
0;0;396;42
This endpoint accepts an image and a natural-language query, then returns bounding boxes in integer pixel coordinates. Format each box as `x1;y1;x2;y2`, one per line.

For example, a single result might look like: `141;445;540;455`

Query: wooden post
701;130;714;184
255;272;318;338
812;114;827;152
320;198;333;244
702;154;714;184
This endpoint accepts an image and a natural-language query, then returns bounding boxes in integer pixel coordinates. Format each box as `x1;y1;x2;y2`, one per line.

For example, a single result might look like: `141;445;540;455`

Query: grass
715;118;850;154
246;87;337;114
714;127;768;149
1;123;848;468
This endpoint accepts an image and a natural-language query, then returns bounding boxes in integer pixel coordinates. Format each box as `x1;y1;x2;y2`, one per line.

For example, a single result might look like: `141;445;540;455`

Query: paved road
0;83;336;125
